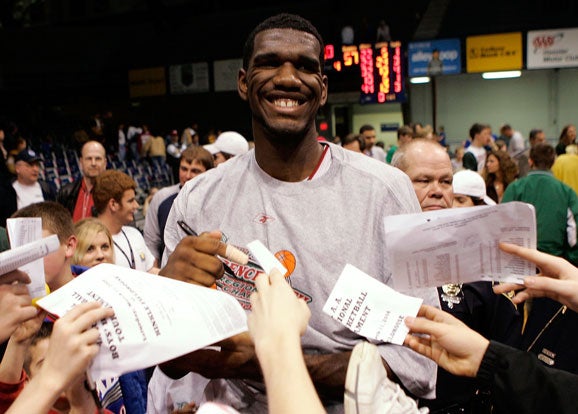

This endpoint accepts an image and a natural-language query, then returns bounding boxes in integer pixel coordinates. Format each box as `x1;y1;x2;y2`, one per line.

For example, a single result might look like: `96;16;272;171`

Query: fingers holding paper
41;302;114;393
0;282;38;343
404;305;489;378
495;242;578;312
0;269;31;285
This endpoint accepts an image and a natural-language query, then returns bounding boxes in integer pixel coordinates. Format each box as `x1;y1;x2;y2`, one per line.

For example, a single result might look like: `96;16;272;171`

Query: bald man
391;138;453;211
57;141;107;222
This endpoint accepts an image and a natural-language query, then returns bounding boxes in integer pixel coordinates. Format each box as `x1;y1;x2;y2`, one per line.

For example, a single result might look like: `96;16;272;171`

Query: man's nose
428;182;443;197
274;63;300;87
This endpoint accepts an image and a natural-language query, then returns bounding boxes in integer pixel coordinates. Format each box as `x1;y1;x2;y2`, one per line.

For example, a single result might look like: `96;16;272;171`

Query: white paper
0;235;59;277
6;218;49;299
247;240;288;275
384;202;537;291
323;264;422;345
36;263;248;380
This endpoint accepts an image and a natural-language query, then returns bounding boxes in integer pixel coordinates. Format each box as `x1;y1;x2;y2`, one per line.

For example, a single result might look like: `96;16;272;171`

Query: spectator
340;133;365;153
57;140;107;222
386;125;413;164
144;146;214;263
360;124;386;162
482;149;518;203
93;170;158;273
72;217;115;267
556;124;577;156
552;144;578;195
517;128;547;178
12;149;55;210
463;123;493;172
203;131;249;166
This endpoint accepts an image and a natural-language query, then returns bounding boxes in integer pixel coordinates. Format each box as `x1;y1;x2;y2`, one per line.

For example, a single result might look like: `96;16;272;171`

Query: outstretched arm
249;269;324;414
6;302;114;414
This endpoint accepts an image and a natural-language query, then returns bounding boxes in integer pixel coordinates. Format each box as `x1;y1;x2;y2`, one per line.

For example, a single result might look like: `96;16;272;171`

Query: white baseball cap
204;131;249;156
452;170;496;205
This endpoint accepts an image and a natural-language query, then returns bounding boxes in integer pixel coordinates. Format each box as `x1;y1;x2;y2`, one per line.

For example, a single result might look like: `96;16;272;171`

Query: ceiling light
410;76;431;84
481;71;522;80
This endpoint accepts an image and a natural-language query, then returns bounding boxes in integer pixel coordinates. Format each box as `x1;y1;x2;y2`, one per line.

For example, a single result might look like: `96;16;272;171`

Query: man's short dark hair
469;123;491;140
359;125;375;134
341;133;366;151
242;13;325;70
530;143;556;170
12;201;74;244
397;125;413;138
529;128;543;143
93;170;136;215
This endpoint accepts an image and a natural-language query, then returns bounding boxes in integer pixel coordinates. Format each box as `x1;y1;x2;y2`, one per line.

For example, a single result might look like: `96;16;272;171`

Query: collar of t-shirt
306;143;331;181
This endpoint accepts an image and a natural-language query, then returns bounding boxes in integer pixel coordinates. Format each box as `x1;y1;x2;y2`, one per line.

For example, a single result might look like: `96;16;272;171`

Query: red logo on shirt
254;213;275;224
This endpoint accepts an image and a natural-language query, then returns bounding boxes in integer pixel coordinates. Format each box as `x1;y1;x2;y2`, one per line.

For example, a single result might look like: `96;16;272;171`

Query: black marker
177;220;198;237
176;220;236;276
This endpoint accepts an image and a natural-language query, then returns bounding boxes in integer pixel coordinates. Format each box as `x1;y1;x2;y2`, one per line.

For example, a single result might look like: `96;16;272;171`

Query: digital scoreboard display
324;41;406;104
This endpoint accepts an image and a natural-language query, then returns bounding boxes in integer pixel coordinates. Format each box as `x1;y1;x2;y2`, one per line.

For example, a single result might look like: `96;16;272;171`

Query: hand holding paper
492;242;578;312
323;264;423;345
0;282;38;343
404;305;490;378
36;264;249;381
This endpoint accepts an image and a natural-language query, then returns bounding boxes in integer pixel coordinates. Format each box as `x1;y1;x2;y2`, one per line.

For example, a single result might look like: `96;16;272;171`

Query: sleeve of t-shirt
462;151;478;171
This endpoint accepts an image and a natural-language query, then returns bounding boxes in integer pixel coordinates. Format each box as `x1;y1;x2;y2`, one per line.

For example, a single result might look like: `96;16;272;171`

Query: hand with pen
159;225;241;287
159;225;259;380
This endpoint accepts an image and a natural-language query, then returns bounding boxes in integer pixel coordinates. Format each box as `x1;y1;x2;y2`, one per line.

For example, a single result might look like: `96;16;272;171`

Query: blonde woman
73;217;114;267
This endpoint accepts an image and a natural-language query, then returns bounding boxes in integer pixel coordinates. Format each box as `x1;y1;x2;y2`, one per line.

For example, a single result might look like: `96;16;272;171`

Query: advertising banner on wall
466;32;522;73
169;62;209;94
408;39;461;77
214;59;243;92
527;28;578;69
128;67;166;98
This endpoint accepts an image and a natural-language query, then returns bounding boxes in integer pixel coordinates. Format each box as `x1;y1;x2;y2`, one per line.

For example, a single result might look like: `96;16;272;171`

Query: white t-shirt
12;181;44;209
112;225;156;271
466;145;488;172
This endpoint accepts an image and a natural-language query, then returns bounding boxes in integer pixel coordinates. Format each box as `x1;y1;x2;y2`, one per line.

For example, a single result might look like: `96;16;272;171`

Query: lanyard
113;229;136;269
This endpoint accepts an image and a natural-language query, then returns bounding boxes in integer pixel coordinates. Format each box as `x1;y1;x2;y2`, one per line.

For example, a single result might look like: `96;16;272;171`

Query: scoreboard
324;41;406;104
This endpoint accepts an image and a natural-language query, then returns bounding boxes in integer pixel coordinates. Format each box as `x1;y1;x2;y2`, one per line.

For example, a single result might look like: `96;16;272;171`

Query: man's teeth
274;99;300;107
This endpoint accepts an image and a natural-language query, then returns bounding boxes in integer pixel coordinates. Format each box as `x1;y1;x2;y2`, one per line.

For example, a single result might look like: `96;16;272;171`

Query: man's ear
64;235;77;259
108;198;118;212
320;74;328;106
238;68;248;101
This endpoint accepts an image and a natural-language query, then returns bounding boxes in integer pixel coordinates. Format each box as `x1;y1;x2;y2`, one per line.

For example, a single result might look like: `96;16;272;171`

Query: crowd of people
1;12;578;414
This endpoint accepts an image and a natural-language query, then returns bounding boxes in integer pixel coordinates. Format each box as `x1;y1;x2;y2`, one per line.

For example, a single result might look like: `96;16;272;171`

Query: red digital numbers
324;44;335;60
392;44;402;93
376;45;390;96
360;46;374;94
